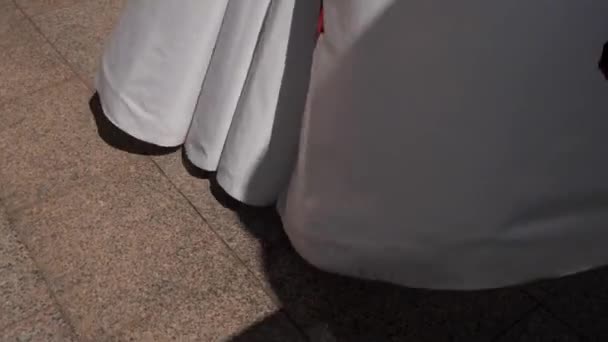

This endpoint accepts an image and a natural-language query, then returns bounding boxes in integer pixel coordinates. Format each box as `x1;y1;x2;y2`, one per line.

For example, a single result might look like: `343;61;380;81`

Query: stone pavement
0;0;605;341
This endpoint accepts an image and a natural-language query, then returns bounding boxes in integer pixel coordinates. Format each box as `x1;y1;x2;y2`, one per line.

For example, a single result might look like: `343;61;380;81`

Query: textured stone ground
0;0;603;341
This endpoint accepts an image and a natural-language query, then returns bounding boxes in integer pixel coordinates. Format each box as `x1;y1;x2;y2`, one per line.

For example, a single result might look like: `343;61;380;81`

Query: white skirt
99;0;608;290
280;0;608;290
96;0;319;206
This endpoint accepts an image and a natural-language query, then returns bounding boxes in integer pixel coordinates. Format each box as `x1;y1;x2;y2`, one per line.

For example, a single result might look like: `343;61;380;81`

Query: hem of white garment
215;170;275;208
281;214;608;290
95;68;185;148
182;145;275;207
182;144;218;174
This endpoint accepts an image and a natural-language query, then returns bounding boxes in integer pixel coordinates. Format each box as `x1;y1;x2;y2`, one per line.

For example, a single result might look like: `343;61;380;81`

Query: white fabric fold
97;0;318;206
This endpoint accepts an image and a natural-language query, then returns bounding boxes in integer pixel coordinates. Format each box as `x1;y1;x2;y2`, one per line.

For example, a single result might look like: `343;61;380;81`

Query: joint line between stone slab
13;0;95;94
149;159;311;341
2;211;81;340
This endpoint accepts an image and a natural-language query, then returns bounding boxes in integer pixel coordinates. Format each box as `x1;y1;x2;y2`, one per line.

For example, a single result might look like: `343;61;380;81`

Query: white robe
280;0;608;289
96;0;318;206
99;0;608;290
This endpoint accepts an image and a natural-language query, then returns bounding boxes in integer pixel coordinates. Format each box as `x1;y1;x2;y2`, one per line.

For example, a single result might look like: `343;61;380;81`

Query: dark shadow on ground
89;93;180;156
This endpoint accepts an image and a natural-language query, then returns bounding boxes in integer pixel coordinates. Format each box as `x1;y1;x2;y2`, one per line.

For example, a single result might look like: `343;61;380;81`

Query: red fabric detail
317;8;324;38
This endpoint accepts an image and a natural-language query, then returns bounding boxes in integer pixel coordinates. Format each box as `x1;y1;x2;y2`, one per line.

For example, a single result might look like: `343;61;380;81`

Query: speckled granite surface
0;0;603;341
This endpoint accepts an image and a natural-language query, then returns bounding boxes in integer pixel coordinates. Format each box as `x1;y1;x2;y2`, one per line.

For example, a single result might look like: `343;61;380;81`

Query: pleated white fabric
96;0;318;206
280;0;608;289
99;0;608;290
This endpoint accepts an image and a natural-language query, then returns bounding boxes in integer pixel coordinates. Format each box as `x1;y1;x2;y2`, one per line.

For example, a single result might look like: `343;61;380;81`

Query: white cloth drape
281;0;608;289
98;0;608;290
96;0;318;206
